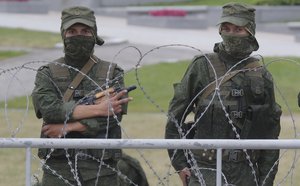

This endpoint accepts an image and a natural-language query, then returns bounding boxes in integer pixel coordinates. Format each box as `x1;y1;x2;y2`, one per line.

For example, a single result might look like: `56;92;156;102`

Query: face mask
220;33;258;59
64;35;95;67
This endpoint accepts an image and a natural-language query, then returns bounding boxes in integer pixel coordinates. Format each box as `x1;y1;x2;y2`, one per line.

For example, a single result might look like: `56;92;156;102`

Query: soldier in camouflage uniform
165;3;281;186
32;6;132;186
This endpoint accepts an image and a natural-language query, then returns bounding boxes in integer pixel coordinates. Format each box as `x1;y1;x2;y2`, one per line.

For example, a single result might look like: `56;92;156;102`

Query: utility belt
72;149;122;160
38;148;122;161
191;149;260;163
39;124;122;161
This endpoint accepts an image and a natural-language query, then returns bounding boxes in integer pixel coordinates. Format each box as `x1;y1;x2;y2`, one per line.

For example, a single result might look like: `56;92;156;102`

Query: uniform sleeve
165;56;207;171
257;69;281;186
80;117;121;136
31;66;77;123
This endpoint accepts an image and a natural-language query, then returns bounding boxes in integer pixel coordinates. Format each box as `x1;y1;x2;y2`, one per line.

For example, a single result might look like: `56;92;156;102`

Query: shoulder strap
205;53;226;82
200;60;262;101
96;60;117;81
49;57;69;78
63;57;97;102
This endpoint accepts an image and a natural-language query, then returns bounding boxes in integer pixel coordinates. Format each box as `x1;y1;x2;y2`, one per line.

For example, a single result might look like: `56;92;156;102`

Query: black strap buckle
228;150;240;162
76;150;88;160
74;90;85;98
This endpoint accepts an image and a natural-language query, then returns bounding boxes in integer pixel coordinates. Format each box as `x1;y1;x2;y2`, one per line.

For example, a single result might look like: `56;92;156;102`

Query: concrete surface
0;11;300;100
1;11;299;57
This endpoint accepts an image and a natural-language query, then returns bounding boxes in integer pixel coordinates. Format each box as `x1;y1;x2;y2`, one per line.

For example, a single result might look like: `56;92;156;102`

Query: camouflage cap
61;6;96;30
61;6;104;46
218;2;256;27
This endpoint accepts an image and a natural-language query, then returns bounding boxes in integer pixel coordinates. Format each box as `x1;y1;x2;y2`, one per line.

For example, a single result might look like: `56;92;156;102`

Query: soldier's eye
221;26;229;32
82;29;92;35
67;30;75;34
236;28;243;32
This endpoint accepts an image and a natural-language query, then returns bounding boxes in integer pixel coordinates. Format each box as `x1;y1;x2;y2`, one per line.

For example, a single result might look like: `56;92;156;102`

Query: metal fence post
216;148;222;186
1;138;300;185
25;147;31;186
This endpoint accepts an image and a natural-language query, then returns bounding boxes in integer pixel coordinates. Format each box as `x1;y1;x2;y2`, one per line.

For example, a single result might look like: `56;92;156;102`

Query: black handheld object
125;85;137;93
80;85;137;105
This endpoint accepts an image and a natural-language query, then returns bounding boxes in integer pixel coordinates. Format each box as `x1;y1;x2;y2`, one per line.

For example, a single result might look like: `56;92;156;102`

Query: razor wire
0;44;300;186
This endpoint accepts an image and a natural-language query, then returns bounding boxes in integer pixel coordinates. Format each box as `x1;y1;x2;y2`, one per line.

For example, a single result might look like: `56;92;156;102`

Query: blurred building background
1;0;300;39
0;0;188;13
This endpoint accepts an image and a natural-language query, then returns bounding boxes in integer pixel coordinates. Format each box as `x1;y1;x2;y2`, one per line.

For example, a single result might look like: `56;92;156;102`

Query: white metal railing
1;138;300;186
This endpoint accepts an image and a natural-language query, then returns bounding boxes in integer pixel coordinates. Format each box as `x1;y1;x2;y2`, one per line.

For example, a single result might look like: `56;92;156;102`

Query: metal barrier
1;138;300;186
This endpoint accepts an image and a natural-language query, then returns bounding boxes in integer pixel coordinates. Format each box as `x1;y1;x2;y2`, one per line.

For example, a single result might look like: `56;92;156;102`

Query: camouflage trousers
40;158;119;186
187;161;259;186
41;171;119;186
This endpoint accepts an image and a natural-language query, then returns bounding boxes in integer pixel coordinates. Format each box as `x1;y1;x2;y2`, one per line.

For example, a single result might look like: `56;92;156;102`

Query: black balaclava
60;6;104;68
216;3;259;62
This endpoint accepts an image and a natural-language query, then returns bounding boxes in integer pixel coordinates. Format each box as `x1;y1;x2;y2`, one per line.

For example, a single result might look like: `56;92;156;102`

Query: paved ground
1;11;300;56
0;11;300;100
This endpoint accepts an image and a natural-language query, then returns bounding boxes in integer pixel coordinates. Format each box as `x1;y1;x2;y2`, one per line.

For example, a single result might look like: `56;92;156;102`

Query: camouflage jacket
32;56;126;160
165;44;281;185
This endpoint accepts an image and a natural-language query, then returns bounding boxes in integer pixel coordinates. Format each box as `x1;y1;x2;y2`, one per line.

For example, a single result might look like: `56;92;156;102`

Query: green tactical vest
190;53;281;165
49;57;117;100
193;53;264;140
38;56;122;160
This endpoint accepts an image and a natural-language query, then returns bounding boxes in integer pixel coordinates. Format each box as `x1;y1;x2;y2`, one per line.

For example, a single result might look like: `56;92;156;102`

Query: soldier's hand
179;167;191;186
94;90;132;115
42;122;87;138
42;124;68;138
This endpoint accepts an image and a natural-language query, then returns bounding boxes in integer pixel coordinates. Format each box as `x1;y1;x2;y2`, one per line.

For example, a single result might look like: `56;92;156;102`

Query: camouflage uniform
32;7;125;186
165;3;281;186
117;153;149;186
